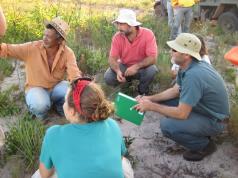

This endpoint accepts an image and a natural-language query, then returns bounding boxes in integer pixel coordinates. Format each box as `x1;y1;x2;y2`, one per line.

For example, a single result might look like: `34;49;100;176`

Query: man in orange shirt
0;17;82;119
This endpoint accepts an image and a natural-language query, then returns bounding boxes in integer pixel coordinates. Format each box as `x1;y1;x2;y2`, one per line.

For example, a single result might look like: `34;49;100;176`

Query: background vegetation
0;0;238;175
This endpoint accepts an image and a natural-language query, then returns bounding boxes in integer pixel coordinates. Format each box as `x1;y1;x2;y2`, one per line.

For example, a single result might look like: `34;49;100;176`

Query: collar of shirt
39;40;66;72
178;58;199;78
120;27;143;44
39;40;66;52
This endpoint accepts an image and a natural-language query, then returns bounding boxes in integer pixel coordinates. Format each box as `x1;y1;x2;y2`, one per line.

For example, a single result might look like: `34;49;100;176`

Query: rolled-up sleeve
109;34;121;58
40;134;53;170
66;49;82;81
0;42;32;61
146;31;158;58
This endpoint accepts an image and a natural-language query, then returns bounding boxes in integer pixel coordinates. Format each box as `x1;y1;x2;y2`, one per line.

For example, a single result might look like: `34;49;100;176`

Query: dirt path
119;112;238;178
0;52;238;177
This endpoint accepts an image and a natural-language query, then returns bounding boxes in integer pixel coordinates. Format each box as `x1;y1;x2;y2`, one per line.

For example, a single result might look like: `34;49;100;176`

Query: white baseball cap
112;9;142;27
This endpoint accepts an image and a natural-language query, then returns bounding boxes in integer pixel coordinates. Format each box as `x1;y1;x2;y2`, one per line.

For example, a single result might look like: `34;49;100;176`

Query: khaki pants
32;157;134;178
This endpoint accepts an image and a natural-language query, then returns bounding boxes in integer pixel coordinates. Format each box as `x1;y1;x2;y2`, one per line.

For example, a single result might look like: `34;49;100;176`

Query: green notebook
114;92;145;125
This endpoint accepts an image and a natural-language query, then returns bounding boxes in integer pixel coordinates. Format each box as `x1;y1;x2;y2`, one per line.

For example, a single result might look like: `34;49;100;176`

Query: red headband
72;80;90;114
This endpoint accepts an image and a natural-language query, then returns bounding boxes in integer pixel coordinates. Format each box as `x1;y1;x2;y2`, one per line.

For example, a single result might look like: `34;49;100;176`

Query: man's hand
134;98;153;112
116;70;126;83
124;65;139;77
135;95;151;102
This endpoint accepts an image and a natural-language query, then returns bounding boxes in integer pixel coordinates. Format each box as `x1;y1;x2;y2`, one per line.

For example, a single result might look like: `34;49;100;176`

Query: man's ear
58;38;64;44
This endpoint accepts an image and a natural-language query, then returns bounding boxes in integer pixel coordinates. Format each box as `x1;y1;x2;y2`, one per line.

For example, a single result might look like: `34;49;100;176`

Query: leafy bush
77;47;109;75
0;59;14;80
0;87;21;117
4;114;46;171
223;68;236;83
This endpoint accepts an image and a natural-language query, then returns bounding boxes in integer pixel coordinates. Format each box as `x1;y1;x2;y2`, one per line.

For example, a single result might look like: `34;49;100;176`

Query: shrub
0;87;21;117
77;47;108;75
4;114;46;171
0;59;14;81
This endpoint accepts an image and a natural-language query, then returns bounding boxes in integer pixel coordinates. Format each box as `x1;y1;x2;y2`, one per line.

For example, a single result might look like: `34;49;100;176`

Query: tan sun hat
112;9;142;27
167;33;202;60
45;17;69;40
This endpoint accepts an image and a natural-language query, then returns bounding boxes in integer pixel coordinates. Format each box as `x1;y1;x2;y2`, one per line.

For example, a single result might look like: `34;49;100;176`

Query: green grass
228;106;238;139
4;114;46;171
0;86;21;117
0;59;14;81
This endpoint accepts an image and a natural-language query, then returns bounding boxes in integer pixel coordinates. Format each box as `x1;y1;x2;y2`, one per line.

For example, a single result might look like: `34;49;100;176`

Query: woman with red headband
36;78;133;178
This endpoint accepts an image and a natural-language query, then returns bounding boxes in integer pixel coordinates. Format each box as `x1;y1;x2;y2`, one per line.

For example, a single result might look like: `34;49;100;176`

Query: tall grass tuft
0;59;14;81
4;114;46;171
0;87;21;117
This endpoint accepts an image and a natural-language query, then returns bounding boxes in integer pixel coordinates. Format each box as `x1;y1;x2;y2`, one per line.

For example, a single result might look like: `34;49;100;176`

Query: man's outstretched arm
0;7;6;37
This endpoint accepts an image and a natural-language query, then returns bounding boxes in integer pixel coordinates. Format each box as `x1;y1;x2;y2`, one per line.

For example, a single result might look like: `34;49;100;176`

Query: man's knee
28;100;50;118
160;117;181;139
25;87;51;118
141;65;158;80
104;68;119;86
52;81;69;101
160;118;173;138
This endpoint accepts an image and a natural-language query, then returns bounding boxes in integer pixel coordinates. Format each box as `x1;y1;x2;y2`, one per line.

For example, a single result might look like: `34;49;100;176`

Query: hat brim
45;20;67;40
167;40;201;61
112;19;142;27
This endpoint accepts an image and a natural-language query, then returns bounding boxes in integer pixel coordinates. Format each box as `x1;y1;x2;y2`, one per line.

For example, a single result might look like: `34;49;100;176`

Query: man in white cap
135;33;230;161
0;17;82;119
104;9;158;95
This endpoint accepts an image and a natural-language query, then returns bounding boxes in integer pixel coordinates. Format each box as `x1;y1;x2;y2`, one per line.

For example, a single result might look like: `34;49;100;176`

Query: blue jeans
104;64;158;95
171;7;193;39
25;81;69;119
166;0;181;39
160;99;224;151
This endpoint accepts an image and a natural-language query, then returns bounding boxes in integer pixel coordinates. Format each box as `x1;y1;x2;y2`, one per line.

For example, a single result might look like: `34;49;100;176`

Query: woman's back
40;118;126;178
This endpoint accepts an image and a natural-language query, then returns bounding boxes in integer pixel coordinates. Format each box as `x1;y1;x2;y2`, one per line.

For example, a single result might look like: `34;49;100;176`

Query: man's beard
120;30;131;36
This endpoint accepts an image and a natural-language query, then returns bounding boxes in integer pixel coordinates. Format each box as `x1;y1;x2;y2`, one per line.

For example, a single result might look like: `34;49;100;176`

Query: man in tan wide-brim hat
134;33;230;161
0;17;82;119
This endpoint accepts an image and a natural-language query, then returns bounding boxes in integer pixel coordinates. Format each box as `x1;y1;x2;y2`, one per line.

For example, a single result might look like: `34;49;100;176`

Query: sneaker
183;140;217;161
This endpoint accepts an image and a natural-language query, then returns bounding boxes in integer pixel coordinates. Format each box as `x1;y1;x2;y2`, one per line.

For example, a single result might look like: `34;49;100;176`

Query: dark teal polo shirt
177;60;230;121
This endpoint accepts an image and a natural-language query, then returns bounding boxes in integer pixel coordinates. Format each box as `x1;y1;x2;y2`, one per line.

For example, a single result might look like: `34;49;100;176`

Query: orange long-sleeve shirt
0;40;81;91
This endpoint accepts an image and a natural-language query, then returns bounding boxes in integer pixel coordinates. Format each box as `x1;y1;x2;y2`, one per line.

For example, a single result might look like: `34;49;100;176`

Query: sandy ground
1;60;238;178
119;111;238;178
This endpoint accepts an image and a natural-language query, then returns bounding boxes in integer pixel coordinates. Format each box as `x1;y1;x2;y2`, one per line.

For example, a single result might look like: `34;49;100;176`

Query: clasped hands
133;95;153;113
116;64;139;82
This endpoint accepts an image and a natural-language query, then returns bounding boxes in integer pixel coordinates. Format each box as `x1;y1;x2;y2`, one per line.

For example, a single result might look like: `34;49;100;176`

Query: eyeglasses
71;76;93;89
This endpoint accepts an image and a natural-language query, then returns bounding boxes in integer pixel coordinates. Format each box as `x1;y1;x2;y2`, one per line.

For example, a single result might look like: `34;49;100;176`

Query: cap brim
112;19;142;26
167;40;201;61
